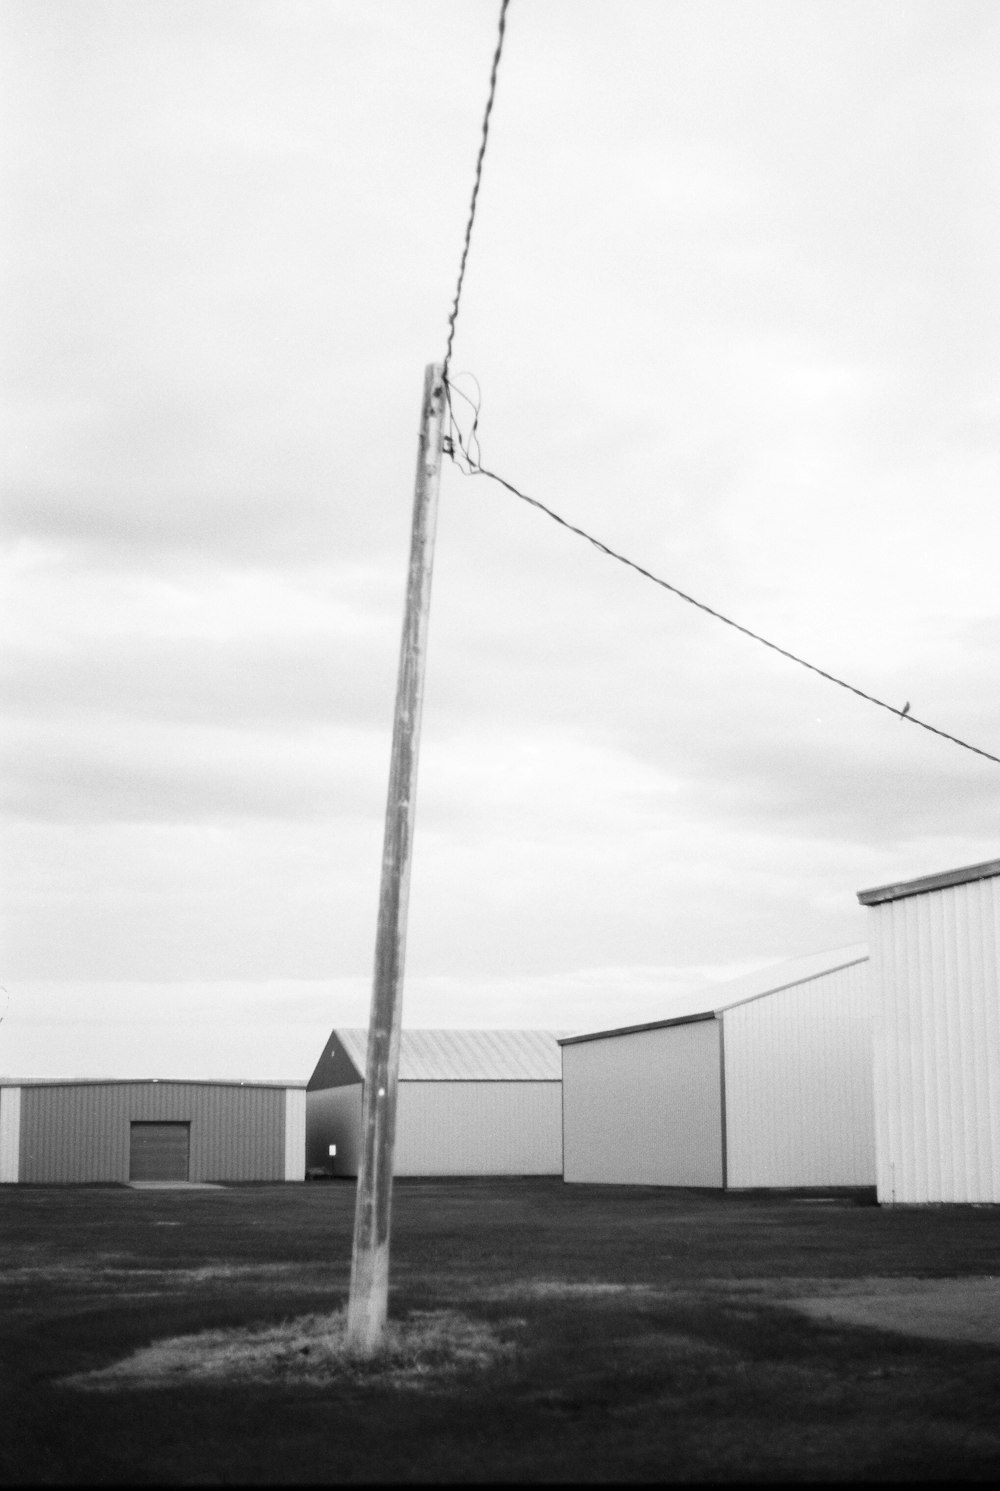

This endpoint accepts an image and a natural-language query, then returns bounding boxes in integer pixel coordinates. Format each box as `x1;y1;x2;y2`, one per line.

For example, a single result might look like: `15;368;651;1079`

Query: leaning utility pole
345;364;446;1355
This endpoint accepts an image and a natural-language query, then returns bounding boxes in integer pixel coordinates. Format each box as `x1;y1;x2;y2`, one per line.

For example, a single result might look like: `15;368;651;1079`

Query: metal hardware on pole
345;363;446;1355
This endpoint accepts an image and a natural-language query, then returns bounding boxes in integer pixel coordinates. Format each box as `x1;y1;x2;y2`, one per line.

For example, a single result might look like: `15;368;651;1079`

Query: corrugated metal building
561;948;873;1189
858;858;1000;1204
0;1078;307;1184
307;1029;564;1177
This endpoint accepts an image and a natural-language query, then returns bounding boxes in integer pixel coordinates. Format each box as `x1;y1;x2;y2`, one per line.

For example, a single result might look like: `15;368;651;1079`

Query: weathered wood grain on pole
345;364;446;1355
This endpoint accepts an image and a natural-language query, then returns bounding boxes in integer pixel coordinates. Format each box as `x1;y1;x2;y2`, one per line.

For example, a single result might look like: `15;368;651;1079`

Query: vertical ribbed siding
22;1084;127;1181
187;1084;284;1181
722;962;874;1187
872;877;1000;1203
562;1021;724;1187
19;1083;286;1183
283;1089;306;1180
0;1087;21;1182
393;1083;563;1176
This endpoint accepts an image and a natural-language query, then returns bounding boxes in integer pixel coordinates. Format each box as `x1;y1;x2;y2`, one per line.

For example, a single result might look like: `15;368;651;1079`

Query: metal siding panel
392;1082;562;1175
18;1082;286;1183
21;1084;129;1182
722;963;874;1187
562;1021;723;1186
0;1087;21;1182
869;876;1000;1203
188;1085;284;1182
283;1088;306;1180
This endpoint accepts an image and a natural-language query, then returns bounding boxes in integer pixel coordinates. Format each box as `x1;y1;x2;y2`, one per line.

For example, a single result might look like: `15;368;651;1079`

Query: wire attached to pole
435;0;998;771
441;0;510;391
444;422;1000;769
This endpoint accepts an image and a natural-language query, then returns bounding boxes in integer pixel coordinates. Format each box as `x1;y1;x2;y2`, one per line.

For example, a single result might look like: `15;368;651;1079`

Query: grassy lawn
3;1179;1000;1483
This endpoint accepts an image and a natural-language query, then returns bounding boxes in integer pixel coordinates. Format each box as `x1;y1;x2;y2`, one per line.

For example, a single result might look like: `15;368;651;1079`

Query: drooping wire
434;0;997;769
441;0;510;390
445;427;1000;768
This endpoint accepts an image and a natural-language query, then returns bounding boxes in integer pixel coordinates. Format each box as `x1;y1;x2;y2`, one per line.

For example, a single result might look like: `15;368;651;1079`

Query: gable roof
559;945;869;1047
314;1028;565;1084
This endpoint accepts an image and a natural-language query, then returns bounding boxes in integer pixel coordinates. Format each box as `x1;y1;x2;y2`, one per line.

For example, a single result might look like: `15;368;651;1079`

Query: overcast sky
3;0;999;1079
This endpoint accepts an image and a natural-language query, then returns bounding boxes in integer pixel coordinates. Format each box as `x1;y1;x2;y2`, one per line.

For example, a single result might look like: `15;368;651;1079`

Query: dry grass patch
63;1308;518;1392
487;1279;665;1301
2;1261;326;1296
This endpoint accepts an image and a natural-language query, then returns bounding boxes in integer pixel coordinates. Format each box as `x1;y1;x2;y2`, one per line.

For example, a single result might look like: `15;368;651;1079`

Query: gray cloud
2;630;399;731
3;1;998;1014
1;721;389;824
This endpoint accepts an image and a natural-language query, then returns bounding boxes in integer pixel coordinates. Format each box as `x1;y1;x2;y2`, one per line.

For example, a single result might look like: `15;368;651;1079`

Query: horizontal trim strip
1;1077;307;1090
857;858;1000;905
559;1010;717;1047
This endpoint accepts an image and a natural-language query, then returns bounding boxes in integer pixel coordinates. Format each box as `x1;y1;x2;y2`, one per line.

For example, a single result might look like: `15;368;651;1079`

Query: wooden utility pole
345;364;446;1355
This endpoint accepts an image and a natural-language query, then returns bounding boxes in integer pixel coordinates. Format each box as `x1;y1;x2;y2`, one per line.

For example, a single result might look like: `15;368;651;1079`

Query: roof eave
858;858;1000;906
558;1010;717;1047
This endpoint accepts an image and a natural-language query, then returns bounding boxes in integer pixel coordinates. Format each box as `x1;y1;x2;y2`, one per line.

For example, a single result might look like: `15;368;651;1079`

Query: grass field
3;1178;1000;1483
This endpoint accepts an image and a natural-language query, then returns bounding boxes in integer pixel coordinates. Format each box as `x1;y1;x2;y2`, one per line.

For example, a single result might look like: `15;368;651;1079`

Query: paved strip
127;1181;223;1190
786;1278;1000;1346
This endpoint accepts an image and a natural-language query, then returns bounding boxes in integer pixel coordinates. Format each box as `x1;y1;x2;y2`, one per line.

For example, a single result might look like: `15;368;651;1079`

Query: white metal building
561;948;874;1189
858;857;1000;1204
306;1029;564;1177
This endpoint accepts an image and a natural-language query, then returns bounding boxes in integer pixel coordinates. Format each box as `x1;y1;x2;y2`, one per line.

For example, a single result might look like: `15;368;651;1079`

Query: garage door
129;1121;190;1181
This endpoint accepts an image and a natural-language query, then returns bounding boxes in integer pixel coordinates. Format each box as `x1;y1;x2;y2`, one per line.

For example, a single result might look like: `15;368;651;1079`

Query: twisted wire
448;442;1000;768
441;0;510;387
434;0;998;770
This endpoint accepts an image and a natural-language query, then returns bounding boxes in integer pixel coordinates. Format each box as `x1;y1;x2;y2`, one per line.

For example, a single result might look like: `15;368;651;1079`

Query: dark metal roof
857;858;1000;906
0;1076;306;1089
558;1010;716;1047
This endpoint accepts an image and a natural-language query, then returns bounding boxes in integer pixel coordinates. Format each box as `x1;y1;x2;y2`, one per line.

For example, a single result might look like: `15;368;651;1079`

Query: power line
441;0;510;390
445;434;1000;769
435;2;998;771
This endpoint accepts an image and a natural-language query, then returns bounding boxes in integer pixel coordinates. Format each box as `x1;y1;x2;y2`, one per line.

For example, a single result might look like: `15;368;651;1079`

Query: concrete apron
786;1278;1000;1346
127;1181;224;1190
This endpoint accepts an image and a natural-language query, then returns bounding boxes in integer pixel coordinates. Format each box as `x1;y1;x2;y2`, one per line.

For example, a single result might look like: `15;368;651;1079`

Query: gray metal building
307;1029;564;1177
858;857;1000;1204
561;948;873;1189
0;1078;307;1184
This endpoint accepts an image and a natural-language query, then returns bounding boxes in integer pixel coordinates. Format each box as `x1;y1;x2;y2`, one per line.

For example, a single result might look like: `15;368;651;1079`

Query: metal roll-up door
129;1121;190;1181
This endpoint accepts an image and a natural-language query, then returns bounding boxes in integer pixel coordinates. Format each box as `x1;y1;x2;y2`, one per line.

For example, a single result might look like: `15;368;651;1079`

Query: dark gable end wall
307;1033;364;1092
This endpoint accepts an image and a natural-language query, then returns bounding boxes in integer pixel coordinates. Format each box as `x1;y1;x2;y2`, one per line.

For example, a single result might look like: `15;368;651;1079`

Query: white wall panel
722;961;873;1187
562;1021;723;1186
0;1087;21;1183
870;876;1000;1203
283;1088;306;1181
394;1082;562;1175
